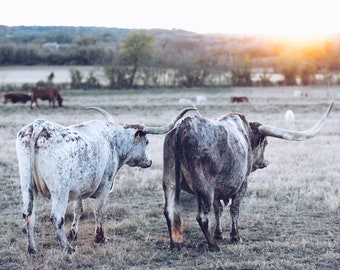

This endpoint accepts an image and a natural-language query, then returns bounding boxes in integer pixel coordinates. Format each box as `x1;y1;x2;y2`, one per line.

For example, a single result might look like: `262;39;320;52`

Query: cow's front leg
213;199;224;240
68;200;83;241
196;193;220;251
94;189;110;243
51;195;75;253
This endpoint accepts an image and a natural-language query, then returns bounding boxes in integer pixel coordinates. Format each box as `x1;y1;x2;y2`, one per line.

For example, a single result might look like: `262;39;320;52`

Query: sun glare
261;17;337;39
194;0;339;39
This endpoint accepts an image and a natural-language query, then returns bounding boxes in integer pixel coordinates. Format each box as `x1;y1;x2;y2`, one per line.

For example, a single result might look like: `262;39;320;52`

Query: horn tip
326;101;334;115
84;106;98;111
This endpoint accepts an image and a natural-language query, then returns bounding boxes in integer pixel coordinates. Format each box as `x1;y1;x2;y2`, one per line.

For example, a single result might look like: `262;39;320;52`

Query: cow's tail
174;124;183;206
170;122;186;244
25;121;44;219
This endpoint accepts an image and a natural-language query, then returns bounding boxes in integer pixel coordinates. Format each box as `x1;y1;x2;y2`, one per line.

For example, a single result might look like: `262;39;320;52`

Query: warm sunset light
187;0;339;38
2;0;339;38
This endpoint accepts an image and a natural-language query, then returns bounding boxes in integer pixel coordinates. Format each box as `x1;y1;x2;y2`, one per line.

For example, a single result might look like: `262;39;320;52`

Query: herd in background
3;86;63;108
3;88;309;125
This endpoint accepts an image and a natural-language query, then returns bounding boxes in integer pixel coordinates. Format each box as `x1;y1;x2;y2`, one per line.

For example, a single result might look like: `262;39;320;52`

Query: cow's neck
114;128;135;168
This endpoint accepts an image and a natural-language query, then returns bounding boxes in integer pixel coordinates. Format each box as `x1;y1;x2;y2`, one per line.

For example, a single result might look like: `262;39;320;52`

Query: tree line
1;26;340;89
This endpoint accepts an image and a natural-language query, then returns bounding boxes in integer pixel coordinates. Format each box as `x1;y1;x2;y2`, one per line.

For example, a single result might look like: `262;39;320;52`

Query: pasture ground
0;86;339;269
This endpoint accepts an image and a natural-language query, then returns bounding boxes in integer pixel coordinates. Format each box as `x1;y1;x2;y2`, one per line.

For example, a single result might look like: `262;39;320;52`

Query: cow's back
31;87;53;100
174;115;252;198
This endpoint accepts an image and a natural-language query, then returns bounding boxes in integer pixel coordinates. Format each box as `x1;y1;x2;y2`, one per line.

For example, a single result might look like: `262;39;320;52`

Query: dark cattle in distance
230;96;249;103
162;102;333;251
30;86;63;108
3;92;31;104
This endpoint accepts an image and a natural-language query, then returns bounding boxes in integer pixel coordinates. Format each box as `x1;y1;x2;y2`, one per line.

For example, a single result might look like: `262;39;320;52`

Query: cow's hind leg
23;202;36;254
50;195;75;253
229;201;241;244
163;188;183;249
68;200;83;241
20;168;37;254
229;181;247;244
213;199;224;240
196;193;220;251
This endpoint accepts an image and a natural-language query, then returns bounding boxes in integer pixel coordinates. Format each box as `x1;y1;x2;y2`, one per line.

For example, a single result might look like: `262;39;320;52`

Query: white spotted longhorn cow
16;107;195;253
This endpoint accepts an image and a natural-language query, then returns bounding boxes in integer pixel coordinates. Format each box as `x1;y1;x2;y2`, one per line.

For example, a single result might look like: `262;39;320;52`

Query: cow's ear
249;122;265;147
134;130;146;141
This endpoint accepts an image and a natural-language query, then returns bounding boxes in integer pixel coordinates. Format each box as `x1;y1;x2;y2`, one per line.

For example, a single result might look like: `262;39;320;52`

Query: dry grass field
0;86;339;269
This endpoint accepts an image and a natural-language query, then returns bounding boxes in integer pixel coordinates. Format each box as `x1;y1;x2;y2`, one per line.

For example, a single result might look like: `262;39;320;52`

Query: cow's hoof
170;242;183;250
67;246;75;254
28;246;37;254
95;236;106;243
95;227;105;243
229;236;242;244
214;231;223;240
208;244;221;252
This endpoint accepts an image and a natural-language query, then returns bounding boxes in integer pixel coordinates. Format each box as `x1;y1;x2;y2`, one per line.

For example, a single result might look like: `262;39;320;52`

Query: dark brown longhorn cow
162;102;334;251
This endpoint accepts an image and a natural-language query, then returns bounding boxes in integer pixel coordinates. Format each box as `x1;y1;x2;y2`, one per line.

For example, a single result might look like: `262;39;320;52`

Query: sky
2;0;339;37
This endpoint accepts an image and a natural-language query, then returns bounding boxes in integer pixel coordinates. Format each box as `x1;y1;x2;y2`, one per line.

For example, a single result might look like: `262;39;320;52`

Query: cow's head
86;106;197;169
123;107;197;168
57;96;63;107
249;101;334;172
124;130;152;168
250;122;269;172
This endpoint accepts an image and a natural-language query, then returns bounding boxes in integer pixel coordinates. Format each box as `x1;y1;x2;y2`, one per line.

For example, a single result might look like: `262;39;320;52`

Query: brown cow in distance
230;96;249;103
30;86;63;108
3;92;31;104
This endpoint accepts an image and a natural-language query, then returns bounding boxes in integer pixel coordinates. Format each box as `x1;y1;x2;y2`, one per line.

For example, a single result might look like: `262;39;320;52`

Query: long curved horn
124;107;197;134
258;101;334;141
85;107;114;122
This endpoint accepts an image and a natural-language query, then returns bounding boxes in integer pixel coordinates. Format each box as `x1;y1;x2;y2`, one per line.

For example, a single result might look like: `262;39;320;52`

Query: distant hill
1;25;339;45
0;25;208;45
